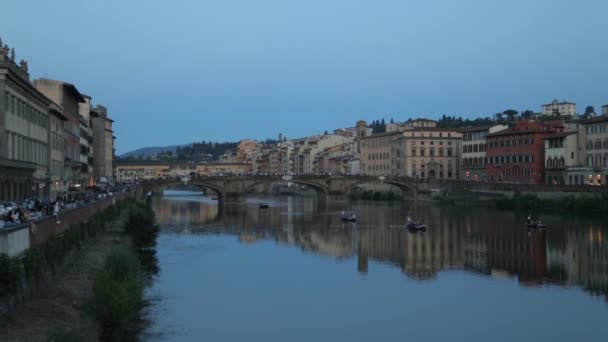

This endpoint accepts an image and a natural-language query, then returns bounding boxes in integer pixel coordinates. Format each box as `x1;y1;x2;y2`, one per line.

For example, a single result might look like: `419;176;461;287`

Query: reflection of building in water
358;211;464;280
485;225;550;285
547;226;608;300
153;197;219;228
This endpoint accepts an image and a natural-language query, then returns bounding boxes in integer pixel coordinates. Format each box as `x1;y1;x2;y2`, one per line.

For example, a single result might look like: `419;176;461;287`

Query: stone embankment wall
440;180;607;199
0;194;131;258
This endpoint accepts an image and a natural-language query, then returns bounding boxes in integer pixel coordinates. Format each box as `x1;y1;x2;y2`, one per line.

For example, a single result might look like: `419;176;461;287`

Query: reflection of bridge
142;175;435;206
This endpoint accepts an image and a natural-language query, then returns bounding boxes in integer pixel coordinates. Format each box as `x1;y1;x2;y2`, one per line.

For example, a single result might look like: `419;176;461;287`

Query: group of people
0;199;64;228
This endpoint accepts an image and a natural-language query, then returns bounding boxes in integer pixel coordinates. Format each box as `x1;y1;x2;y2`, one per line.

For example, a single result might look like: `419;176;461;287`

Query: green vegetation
1;200;128;309
87;246;144;342
0;254;21;297
86;202;161;341
435;191;608;216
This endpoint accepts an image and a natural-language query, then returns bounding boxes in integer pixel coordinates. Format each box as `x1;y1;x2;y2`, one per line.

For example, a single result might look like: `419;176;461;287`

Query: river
141;190;608;342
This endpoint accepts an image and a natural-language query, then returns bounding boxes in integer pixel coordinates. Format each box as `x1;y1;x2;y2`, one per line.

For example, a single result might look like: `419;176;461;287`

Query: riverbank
0;221;126;341
434;191;608;217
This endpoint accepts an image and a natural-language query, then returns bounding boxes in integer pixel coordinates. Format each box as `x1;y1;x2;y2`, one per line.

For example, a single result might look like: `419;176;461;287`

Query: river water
142;191;608;342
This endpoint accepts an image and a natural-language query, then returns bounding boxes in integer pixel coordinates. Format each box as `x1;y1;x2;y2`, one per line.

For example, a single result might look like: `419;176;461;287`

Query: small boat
527;221;546;229
526;215;546;229
340;211;357;222
259;204;269;209
406;217;426;231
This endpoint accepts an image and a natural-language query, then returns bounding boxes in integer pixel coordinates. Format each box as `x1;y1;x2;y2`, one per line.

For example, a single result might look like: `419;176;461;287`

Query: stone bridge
141;175;436;207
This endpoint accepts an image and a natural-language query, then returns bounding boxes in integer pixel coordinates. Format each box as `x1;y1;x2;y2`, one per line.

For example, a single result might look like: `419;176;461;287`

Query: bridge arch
143;180;226;198
244;178;329;197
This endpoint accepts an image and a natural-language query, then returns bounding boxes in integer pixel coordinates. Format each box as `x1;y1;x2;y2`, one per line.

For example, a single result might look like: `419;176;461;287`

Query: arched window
559;157;565;167
553;157;558;168
547;158;552;168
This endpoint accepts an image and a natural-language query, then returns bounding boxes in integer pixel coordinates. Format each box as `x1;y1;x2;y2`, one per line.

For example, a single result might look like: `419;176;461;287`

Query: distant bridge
141;175;435;208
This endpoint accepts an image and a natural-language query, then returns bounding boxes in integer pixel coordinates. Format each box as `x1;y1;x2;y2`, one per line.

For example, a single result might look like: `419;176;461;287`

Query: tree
585;106;595;116
520;110;534;120
503;109;518;122
324;130;328;135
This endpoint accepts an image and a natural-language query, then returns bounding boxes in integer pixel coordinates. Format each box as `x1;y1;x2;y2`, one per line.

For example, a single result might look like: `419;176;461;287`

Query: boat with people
526;214;546;229
406;216;426;231
340;210;357;222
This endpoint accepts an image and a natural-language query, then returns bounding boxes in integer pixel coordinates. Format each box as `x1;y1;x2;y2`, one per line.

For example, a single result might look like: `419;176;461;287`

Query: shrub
88;246;143;342
0;253;22;296
123;204;159;251
23;247;45;282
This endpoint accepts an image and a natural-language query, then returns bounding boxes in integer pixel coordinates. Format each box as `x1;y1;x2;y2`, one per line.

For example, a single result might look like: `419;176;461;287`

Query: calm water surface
142;191;608;342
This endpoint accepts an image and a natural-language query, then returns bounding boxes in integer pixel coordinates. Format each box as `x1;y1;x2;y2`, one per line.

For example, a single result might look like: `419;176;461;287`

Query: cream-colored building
313;141;358;175
34;78;87;190
195;162;252;176
544;130;585;185
1;41;52;200
542;99;576;116
290;134;354;174
581;115;608;185
115;163;171;183
49;103;67;197
237;139;262;162
91;105;115;184
386;118;437;132
602;105;608;116
461;124;508;181
360;131;401;176
397;128;462;179
78;95;94;187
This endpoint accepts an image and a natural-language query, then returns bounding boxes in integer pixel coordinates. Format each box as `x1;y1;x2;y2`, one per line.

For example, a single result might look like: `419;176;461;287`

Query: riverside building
0;41;52;201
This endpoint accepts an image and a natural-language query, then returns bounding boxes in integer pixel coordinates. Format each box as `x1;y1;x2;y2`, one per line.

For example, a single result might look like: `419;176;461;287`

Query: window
3;92;8;112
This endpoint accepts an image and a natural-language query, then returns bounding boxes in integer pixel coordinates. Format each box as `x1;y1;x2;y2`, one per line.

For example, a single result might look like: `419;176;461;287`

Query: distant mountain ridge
120;145;181;158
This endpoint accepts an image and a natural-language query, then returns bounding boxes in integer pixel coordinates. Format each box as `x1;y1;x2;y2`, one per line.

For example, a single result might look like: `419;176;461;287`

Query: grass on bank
435;191;608;216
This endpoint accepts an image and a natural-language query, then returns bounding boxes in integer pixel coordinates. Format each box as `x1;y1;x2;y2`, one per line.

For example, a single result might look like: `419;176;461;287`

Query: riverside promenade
0;193;132;258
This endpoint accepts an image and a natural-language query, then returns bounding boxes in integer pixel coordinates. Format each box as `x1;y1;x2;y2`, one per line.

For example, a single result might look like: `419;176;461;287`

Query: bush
123;204;159;251
23;247;45;282
88;246;143;342
0;253;22;296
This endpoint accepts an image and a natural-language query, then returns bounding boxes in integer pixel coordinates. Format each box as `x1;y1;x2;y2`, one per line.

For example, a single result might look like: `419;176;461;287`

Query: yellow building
397;128;462;179
360;131;401;176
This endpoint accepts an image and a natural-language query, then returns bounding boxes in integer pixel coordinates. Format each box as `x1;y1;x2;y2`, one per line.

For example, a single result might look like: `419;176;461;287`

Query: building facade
602;105;608;116
79;95;94;188
49;103;67;197
580;115;608;185
542;99;576;116
91;105;115;184
397;128;462;179
360;131;401;176
34;78;85;190
486;120;563;183
544;131;585;185
1;42;52;201
460;125;508;181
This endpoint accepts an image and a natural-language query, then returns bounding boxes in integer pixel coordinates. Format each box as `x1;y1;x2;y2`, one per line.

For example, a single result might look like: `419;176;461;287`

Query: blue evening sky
2;0;607;154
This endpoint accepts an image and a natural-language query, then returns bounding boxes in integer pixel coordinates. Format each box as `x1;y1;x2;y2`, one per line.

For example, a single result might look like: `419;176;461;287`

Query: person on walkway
53;202;61;224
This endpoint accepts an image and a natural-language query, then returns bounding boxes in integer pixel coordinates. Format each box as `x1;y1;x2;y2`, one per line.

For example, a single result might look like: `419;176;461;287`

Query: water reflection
152;194;608;301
